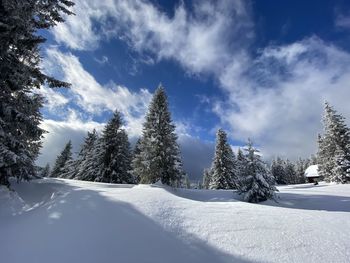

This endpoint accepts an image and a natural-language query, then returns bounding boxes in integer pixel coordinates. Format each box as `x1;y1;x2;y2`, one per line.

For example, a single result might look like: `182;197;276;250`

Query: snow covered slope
1;179;350;263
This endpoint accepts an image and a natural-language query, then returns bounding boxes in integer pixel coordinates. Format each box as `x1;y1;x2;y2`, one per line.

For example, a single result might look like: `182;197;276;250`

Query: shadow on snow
2;181;254;263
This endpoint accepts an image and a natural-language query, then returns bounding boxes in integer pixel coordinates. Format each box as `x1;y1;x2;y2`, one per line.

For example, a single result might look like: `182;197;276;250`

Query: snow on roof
305;165;319;178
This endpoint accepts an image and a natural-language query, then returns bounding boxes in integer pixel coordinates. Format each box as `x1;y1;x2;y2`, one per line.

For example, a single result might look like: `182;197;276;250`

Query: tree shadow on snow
262;192;350;212
165;187;241;202
278;184;328;190
3;181;256;263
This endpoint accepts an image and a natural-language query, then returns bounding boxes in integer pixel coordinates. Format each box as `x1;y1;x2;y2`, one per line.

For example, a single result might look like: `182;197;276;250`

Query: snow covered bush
238;139;277;203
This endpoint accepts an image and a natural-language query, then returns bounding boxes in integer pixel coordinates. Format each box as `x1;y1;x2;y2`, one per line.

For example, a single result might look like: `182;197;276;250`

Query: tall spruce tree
96;111;133;184
51;141;73;178
318;102;350;183
0;0;74;186
132;85;184;187
59;158;76;179
74;129;98;180
209;129;236;189
79;136;103;182
270;157;286;184
239;139;277;203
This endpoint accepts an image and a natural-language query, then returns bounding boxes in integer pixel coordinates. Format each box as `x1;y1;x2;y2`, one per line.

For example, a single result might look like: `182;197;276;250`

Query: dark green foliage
74;129;98;180
132;85;184;187
0;0;74;186
239;139;277;203
96;111;133;184
209;129;236;189
318;102;350;183
50;141;73;178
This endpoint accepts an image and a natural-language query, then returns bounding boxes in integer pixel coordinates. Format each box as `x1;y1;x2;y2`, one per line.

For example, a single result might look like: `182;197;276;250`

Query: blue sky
38;0;350;180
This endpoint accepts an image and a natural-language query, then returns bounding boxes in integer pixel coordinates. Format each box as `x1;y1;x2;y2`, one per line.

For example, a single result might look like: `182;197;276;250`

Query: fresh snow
305;165;319;178
1;179;350;263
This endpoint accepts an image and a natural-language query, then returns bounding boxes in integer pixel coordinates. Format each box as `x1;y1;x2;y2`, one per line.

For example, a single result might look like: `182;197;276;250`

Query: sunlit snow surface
1;179;350;263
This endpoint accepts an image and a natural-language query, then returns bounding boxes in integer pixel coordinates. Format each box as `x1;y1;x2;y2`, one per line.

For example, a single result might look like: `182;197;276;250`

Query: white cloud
335;13;350;29
51;0;111;50
37;109;105;166
50;0;350;162
38;48;154;167
36;86;70;111
52;0;252;76
94;55;109;65
42;48;152;138
215;37;350;159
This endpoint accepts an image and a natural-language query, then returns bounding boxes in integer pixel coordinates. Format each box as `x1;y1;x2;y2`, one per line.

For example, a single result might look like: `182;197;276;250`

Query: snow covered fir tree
270;156;313;185
95;111;134;184
0;0;74;187
238;139;277;203
75;130;99;181
208;129;237;189
317;102;350;183
50;141;73;178
132;85;184;187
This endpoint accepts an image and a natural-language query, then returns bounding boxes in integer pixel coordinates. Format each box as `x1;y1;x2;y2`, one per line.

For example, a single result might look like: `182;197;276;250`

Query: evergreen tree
0;0;74;187
318;102;350;183
59;158;76;179
80;136;103;182
209;129;236;189
74;130;98;180
40;163;51;178
270;157;286;184
132;85;184;187
51;141;73;178
202;168;212;189
331;145;350;183
238;139;277;203
131;138;142;183
236;148;248;186
284;159;297;184
295;158;308;184
96;111;133;184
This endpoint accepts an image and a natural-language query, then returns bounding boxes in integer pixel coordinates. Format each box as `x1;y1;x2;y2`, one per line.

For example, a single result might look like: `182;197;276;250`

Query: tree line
201;130;277;202
46;89;278;203
1;0;349;205
48;87;187;187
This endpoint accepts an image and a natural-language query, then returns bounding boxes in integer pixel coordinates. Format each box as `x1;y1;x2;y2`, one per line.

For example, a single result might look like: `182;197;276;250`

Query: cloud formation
37;110;105;166
48;0;350;164
215;37;350;159
38;48;153;167
42;48;152;137
335;12;350;30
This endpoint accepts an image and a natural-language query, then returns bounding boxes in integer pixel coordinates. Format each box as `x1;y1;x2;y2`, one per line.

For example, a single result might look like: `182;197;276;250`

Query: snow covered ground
1;179;350;263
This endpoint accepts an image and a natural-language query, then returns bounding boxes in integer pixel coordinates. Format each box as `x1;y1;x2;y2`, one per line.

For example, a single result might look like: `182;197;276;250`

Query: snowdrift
1;179;350;263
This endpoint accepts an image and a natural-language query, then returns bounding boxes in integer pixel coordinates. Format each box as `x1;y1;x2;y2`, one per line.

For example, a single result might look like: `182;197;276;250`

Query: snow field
1;179;350;263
